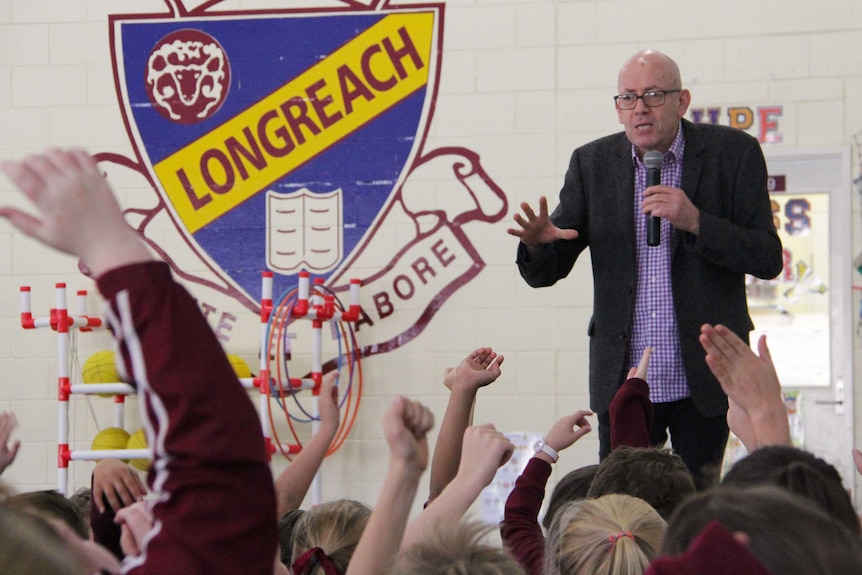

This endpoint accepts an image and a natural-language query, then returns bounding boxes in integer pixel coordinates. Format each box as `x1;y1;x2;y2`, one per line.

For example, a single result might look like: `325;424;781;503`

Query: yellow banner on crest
154;11;434;233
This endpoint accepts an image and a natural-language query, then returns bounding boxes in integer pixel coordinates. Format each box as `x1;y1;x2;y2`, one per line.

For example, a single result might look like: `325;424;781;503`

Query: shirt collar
631;122;685;166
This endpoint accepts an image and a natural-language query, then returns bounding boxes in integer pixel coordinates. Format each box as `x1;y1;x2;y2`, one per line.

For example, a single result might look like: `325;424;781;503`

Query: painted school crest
107;0;507;355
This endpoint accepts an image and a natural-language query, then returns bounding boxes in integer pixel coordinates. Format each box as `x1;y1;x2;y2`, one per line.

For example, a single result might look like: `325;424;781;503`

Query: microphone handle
646;167;661;246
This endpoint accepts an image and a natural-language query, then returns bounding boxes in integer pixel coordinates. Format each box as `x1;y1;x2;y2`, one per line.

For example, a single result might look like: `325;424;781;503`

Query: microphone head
644;150;663;169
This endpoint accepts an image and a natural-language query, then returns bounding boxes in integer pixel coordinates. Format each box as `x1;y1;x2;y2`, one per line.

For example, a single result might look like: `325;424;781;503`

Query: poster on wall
747;190;831;387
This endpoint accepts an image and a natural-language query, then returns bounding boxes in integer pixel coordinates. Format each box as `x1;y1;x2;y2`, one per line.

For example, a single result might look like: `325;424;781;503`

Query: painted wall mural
97;0;508;357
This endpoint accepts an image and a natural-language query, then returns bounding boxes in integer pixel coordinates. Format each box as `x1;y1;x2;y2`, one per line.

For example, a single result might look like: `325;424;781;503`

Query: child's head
66;488;92;535
661;484;862;575
291;499;371;575
544;493;665;575
389;520;526;575
587;446;695;520
722;445;859;533
0;504;78;575
7;490;89;540
278;508;305;567
542;464;598;530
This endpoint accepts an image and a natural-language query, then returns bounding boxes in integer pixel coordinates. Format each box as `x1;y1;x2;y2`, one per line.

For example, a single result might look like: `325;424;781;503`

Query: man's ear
731;531;751;548
677;88;692;118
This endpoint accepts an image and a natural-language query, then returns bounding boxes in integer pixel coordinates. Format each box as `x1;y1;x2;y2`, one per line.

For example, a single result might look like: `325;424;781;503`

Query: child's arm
402;423;513;551
428;347;503;502
2;149;278;575
699;324;790;450
274;372;340;516
345;396;434;575
0;411;20;476
609;347;652;449
501;410;592;575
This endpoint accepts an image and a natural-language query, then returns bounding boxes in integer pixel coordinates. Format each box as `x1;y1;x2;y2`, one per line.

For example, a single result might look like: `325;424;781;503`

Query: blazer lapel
677;119;705;253
610;135;637;269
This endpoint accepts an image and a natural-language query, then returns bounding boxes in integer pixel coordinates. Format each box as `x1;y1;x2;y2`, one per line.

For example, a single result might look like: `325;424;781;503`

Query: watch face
533;440;543;451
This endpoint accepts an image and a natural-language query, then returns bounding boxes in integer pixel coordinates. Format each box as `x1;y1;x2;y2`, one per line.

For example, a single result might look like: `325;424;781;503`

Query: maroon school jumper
500;377;651;575
98;262;277;575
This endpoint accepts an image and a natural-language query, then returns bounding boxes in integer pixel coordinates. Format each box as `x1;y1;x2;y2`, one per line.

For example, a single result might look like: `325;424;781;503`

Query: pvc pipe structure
20;283;140;495
23;273;360;498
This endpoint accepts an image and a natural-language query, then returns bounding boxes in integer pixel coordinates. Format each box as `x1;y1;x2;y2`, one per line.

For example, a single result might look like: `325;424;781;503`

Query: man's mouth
636;122;653;130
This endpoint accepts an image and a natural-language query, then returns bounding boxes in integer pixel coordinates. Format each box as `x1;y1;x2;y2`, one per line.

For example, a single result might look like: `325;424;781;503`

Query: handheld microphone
644;150;662;246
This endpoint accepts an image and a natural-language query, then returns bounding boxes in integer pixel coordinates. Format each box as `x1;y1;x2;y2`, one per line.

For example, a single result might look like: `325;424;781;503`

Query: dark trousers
599;397;728;490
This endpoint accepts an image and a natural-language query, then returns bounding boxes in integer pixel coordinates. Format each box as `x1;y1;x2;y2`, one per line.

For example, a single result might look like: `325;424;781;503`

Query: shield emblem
110;6;439;303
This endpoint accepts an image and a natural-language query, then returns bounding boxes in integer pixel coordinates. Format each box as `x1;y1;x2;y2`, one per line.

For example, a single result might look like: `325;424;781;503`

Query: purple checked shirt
629;124;688;403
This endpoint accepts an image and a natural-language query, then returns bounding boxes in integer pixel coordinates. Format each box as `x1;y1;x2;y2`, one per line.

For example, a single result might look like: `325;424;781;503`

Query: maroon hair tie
291;547;342;575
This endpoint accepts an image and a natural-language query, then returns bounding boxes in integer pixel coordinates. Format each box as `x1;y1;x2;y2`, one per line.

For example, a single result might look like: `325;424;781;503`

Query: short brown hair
588;446;694;520
662;485;862;574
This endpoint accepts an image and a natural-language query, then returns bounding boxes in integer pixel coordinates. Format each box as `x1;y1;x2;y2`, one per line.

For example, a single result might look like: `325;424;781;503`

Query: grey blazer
517;119;783;417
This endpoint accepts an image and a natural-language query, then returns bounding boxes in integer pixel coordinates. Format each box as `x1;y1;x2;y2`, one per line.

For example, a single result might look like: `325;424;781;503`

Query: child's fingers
6;440;20;462
637;347;652;375
498;439;515;468
756;334;774;366
853;449;862;476
122;470;147;502
104;487;124;513
0;209;43;241
0;412;17;438
19;155;62;201
710;324;747;361
699;324;732;362
65;148;98;174
572;423;592;441
2;160;47;203
409;402;434;438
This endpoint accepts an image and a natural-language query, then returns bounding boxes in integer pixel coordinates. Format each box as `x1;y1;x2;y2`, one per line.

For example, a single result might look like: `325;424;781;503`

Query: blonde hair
291;499;372;574
544;494;665;575
0;505;79;575
390;520;526;575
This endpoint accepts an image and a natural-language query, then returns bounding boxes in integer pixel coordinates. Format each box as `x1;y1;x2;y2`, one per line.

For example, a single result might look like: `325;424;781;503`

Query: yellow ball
91;427;130;462
126;428;151;471
227;353;252;379
82;350;120;397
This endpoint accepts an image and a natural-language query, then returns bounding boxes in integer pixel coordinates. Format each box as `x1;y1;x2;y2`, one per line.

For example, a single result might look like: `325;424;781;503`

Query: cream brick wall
0;0;861;521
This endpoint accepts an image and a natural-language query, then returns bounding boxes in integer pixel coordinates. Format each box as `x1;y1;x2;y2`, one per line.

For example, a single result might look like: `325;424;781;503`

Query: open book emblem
267;188;342;274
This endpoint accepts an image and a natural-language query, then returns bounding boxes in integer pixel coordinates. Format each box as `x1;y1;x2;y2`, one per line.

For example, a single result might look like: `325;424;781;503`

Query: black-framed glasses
614;89;681;110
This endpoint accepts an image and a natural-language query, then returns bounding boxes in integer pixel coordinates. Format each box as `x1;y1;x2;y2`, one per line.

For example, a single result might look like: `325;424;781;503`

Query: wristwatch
533;439;559;463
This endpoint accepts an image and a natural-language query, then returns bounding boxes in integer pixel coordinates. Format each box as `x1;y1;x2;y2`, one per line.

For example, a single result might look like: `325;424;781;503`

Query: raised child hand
317;371;340;432
699;324;781;415
544;410;593;454
625;347;652;380
93;458;147;513
443;347;503;392
0;411;21;476
384;396;435;472
115;501;153;559
700;323;789;448
853;449;862;478
0;148;151;276
455;423;514;489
